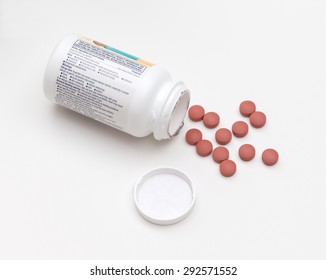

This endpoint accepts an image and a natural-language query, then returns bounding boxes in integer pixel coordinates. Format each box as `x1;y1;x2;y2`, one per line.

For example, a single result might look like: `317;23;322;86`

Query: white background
0;0;325;259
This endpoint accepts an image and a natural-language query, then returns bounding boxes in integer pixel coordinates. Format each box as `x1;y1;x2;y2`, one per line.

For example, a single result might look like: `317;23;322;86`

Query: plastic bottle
43;34;190;140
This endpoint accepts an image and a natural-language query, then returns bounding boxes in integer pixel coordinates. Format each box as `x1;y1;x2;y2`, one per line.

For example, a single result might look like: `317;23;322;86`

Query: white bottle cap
134;167;195;225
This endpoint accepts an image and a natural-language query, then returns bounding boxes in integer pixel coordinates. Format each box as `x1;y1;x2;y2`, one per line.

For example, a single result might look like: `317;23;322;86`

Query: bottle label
55;37;153;131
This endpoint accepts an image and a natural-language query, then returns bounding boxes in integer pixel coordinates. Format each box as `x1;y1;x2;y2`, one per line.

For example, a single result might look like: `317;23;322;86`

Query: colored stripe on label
91;39;154;67
103;45;139;60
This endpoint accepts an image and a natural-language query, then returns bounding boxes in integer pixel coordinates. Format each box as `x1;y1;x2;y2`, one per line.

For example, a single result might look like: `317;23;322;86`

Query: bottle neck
153;81;190;140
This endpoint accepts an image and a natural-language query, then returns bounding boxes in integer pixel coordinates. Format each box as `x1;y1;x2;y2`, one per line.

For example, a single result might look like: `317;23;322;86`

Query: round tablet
239;100;256;117
262;148;279;166
188;105;205;121
212;146;229;163
239;144;256;161
215;128;232;145
220;160;237;177
232;121;249;137
250;111;266;128
196;139;213;157
185;128;202;145
203;112;220;128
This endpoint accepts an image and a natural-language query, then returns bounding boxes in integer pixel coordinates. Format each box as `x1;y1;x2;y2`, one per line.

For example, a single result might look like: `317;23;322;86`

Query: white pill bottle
43;34;190;140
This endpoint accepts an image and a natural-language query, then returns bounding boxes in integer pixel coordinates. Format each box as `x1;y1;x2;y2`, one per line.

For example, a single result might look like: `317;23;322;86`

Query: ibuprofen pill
232;121;249;138
188;105;205;121
262;148;279;166
239;144;256;161
215;128;232;145
203;112;220;128
196;140;213;157
212;146;229;163
185;128;202;145
239;100;256;117
220;160;237;177
250;111;266;128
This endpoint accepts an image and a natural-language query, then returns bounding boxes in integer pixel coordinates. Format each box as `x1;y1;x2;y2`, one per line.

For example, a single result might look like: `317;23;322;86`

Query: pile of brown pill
185;100;279;177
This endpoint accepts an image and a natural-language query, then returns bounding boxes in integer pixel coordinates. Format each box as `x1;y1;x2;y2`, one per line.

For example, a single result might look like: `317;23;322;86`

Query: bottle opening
168;90;190;137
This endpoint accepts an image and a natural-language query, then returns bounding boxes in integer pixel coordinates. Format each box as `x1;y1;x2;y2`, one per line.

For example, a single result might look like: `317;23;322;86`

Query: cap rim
134;167;195;225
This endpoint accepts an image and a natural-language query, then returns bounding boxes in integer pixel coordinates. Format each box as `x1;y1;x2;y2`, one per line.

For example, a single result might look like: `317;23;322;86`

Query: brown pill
239;144;256;161
220;160;237;177
203;112;220;128
250;111;266;128
185;128;202;145
196;139;213;157
232;121;249;137
239;100;256;117
215;128;232;145
212;146;229;163
188;105;205;121
262;148;279;166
